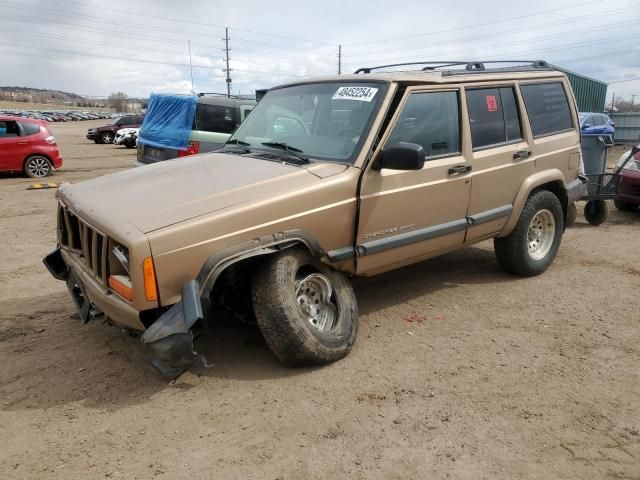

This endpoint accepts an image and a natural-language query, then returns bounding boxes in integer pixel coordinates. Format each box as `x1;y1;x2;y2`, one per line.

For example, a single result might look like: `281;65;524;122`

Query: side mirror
373;142;425;171
583;123;591;129
611;122;616;127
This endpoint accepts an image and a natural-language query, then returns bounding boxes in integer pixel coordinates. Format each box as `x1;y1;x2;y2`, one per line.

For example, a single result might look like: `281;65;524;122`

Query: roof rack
353;60;551;75
197;92;256;100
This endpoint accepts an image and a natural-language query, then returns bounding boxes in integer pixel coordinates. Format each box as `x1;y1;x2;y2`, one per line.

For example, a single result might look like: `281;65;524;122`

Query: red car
614;147;640;212
0;116;63;177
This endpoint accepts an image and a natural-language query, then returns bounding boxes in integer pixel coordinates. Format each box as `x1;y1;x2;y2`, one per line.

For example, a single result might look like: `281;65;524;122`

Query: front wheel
494;190;564;277
100;131;114;144
252;248;358;366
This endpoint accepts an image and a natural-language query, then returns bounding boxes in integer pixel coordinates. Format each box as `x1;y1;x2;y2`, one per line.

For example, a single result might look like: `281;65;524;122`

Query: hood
59;152;346;234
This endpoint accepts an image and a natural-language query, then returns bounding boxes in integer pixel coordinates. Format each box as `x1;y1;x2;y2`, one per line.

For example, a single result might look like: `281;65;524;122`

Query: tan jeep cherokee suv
44;61;586;378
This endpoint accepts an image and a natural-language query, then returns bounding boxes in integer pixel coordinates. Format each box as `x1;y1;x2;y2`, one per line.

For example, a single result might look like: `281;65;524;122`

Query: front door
356;87;472;275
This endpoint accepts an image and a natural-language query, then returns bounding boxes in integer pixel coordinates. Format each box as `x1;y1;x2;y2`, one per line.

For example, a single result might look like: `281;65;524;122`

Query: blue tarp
138;93;197;150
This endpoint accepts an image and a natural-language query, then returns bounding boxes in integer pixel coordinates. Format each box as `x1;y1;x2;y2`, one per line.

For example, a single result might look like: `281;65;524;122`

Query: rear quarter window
20;122;41;135
194;104;236;134
520;82;574;137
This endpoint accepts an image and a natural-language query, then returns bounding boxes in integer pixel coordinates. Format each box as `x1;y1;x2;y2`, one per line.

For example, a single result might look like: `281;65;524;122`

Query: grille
58;203;108;285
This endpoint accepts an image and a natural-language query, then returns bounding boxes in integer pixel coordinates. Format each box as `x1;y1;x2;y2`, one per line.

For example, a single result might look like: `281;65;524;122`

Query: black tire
24;155;52;178
494;190;564;277
94;139;102;144
584;199;608;225
566;202;577;227
100;131;114;144
252;248;358;366
613;198;639;212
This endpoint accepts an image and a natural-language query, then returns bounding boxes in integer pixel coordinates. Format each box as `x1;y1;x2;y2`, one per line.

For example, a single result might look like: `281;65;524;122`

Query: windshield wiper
260;141;309;163
223;138;251;153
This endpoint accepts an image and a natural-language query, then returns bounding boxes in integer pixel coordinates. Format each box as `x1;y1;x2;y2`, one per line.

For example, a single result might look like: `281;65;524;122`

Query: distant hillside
0;87;88;105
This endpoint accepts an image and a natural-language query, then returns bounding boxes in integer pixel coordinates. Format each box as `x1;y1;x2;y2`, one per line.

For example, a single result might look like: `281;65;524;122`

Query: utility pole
222;27;232;98
338;44;342;75
632;94;636;107
611;91;615;111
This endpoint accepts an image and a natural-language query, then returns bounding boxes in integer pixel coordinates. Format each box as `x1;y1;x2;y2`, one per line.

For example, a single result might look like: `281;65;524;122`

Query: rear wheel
494;190;563;277
24;155;52;178
613;198;639;212
252;248;358;366
584;199;608;225
100;131;114;144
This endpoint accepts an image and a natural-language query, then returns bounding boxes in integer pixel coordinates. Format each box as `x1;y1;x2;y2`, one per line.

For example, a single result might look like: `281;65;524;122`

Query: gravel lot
1;120;639;480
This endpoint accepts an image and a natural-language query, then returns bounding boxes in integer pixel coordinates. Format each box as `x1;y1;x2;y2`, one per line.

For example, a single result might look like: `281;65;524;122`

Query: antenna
188;40;195;95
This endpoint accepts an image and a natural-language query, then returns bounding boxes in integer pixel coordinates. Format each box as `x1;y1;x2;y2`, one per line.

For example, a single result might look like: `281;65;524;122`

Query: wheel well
532;181;568;223
204;241;315;321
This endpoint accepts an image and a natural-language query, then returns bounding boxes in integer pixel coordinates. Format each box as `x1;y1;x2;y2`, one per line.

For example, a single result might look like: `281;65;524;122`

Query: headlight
112;244;130;274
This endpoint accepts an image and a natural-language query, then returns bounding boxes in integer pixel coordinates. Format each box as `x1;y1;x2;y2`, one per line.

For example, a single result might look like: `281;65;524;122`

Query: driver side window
386;91;460;159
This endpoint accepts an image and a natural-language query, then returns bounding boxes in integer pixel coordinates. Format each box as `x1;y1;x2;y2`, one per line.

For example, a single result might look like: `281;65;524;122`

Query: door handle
513;150;532;160
17;141;28;145
448;164;472;175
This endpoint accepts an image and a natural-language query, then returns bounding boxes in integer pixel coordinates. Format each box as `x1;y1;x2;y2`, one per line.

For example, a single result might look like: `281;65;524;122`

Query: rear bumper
567;176;588;203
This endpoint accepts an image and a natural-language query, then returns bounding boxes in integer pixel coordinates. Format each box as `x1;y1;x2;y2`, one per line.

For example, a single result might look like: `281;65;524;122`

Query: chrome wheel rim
103;133;113;143
527;209;555;260
295;272;337;332
28;157;50;177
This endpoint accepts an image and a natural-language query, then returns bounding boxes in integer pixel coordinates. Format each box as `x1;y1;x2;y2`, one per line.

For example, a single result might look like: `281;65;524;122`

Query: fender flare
194;229;324;318
499;169;567;237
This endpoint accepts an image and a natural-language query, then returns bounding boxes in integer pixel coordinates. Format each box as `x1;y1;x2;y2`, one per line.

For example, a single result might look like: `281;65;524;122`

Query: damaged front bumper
140;280;204;379
44;248;206;379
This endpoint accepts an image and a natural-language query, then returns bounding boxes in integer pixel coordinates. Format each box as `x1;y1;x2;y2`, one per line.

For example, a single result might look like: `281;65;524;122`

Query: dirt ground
1;120;639;480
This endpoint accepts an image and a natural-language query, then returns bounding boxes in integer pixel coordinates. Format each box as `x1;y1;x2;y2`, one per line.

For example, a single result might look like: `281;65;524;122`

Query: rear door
356;86;472;275
0;120;29;171
464;84;533;242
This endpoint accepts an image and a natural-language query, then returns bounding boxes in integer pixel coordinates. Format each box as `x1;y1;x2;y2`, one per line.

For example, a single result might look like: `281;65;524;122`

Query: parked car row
87;115;144;144
0;109;121;122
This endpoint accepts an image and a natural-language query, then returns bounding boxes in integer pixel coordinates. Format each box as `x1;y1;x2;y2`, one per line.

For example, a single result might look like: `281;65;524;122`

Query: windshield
228;82;386;163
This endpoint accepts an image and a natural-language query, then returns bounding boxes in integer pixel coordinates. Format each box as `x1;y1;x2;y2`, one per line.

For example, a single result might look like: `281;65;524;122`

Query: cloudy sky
1;0;639;101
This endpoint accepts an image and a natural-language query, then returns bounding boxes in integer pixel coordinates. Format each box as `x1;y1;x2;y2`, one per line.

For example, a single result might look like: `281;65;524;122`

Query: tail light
44;135;57;145
178;141;200;158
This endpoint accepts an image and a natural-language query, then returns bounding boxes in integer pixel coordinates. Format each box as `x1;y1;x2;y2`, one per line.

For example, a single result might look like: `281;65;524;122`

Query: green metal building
552;65;608;113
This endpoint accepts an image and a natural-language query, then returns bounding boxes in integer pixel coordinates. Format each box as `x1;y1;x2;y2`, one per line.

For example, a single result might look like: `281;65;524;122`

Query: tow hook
140;280;205;379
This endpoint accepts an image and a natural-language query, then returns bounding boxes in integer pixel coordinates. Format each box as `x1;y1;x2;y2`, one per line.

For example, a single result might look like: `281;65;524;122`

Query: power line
343;0;604;46
341;32;640;72
344;7;639;60
50;0;336;47
0;15;338;66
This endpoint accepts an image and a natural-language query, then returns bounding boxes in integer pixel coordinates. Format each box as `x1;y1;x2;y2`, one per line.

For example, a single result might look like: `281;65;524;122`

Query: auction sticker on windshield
333;86;379;102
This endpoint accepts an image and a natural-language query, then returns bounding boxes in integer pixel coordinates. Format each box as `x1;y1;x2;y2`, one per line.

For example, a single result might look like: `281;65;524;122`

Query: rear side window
386;91;460;159
466;87;522;149
520;82;573;137
20;122;41;135
194;104;236;134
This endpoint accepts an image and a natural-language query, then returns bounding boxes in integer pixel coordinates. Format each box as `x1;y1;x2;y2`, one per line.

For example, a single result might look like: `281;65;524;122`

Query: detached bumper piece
141;280;204;379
